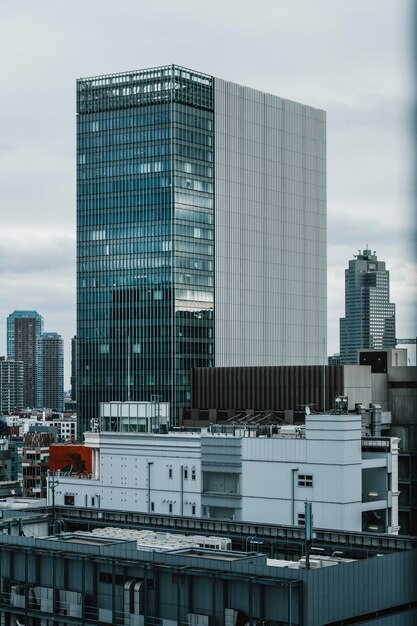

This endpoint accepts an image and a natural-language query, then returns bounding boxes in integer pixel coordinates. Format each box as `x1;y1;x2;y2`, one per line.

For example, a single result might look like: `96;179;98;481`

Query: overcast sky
1;0;416;386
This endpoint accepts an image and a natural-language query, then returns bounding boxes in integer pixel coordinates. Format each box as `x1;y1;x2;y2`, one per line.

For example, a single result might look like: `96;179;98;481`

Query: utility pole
47;470;59;531
304;501;313;569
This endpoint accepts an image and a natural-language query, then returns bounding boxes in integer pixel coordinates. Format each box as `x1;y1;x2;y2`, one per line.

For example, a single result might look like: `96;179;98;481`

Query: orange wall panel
49;445;92;475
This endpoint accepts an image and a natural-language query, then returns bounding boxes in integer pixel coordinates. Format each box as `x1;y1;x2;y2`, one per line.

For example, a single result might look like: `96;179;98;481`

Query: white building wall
55;433;202;517
53;415;396;533
240;414;363;531
214;79;327;366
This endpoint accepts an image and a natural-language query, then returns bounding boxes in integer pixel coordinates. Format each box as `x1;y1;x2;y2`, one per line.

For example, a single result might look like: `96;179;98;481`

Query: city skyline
1;1;416;387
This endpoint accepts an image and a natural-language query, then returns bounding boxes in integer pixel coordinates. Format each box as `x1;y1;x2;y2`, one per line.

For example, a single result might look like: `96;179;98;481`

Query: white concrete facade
51;414;398;534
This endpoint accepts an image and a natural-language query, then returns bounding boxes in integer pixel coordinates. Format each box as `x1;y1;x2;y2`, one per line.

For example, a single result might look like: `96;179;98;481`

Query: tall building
0;357;23;414
340;248;395;364
36;332;64;411
7;310;44;408
77;65;326;431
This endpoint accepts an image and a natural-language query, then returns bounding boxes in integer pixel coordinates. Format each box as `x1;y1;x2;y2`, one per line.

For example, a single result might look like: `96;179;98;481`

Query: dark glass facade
340;248;396;364
77;65;214;432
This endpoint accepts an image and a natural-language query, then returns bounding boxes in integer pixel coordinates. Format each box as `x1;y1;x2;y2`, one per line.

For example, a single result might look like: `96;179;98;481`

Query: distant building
0;413;77;443
22;432;55;499
51;408;399;534
36;332;64;411
0;439;21;498
328;353;340;365
340;248;395;364
7;310;44;407
0;357;23;414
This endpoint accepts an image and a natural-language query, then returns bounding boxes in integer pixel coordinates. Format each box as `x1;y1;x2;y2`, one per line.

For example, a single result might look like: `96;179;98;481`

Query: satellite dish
305;405;311;415
11;489;15;496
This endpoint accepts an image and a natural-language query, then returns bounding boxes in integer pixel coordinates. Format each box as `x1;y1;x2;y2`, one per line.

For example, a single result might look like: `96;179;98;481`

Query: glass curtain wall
77;66;214;432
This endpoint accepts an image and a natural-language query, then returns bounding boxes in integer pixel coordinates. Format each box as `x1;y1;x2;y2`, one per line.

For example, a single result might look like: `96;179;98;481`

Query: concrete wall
342;364;373;409
241;414;363;530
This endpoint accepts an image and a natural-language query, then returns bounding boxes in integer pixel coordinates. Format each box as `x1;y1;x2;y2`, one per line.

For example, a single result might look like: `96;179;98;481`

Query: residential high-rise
36;332;64;411
77;65;326;432
340;248;395;364
0;357;23;414
7;311;44;408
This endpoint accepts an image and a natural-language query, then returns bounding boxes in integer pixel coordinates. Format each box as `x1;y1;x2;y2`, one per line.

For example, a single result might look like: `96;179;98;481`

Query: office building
51;406;399;534
7;310;44;408
0;357;23;414
77;64;326;431
36;332;64;411
340;248;395;364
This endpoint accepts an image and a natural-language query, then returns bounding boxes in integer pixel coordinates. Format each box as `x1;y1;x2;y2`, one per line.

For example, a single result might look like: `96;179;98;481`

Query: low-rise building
0;528;416;626
22;432;55;499
0;412;77;442
50;408;399;534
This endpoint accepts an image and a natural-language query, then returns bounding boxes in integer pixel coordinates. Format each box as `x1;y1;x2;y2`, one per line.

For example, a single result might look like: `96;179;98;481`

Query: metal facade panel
191;365;345;411
214;79;327;367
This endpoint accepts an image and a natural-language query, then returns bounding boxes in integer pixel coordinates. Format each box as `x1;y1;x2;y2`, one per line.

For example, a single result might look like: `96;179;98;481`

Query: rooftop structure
0;524;415;625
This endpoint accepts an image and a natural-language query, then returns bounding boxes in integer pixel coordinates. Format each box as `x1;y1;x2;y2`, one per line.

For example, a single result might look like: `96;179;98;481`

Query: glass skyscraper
340;247;396;364
77;65;327;432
